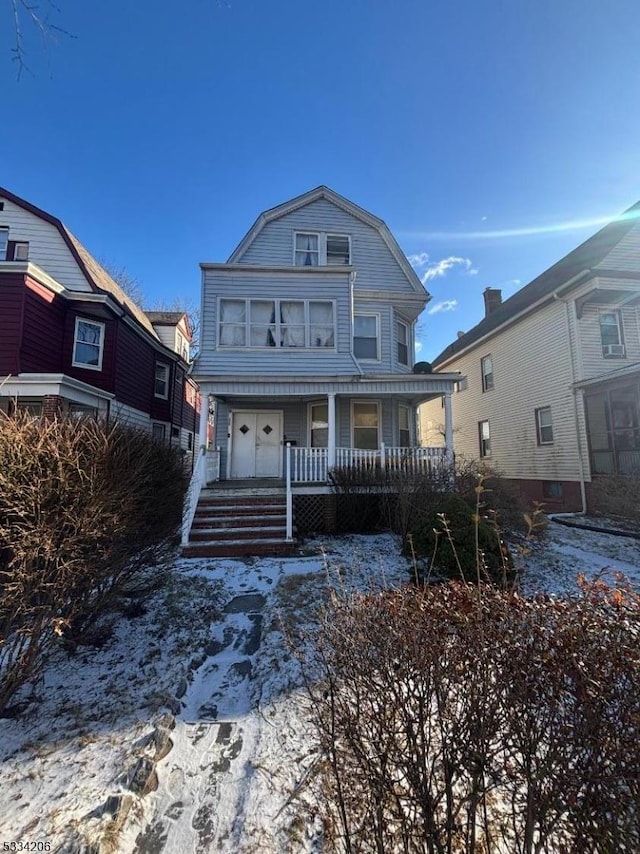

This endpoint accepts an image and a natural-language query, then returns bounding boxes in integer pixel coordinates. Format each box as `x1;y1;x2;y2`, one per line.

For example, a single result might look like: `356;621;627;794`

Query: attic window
294;232;350;266
326;234;350;265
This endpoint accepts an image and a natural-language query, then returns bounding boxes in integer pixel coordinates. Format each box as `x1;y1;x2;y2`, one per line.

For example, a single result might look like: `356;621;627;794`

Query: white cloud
408;251;476;284
427;299;458;315
407;252;431;268
415;340;423;353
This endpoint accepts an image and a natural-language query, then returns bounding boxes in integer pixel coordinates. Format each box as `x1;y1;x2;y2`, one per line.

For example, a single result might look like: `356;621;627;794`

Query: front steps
182;488;296;558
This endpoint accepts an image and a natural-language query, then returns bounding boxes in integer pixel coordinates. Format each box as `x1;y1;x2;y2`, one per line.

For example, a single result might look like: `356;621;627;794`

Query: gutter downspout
348;271;364;376
553;289;588;514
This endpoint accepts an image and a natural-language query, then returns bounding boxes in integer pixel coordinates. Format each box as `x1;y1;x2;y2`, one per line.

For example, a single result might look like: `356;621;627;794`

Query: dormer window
294;232;350;266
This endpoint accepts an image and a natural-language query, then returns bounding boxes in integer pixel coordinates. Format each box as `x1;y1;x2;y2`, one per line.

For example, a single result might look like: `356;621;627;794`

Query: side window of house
535;407;554;445
599;311;625;357
0;227;8;259
152;423;166;441
481;354;494;391
154;363;170;399
398;405;411;446
72;318;105;370
294;232;350;266
478;420;491;457
353;314;379;360
310;402;329;448
396;319;409;366
353;401;380;450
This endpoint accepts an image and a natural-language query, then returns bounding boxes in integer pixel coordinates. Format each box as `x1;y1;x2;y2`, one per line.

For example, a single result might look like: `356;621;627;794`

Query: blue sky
3;0;640;360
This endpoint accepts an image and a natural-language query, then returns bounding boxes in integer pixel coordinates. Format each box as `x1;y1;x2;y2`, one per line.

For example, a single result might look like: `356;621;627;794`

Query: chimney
483;287;502;317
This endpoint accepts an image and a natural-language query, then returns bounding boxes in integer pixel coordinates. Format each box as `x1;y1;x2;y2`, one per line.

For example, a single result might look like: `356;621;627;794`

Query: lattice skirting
294;495;332;535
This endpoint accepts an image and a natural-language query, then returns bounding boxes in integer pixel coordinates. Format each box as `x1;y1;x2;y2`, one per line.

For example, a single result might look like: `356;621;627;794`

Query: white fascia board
5;262;67;295
2;373;115;404
200;263;355;274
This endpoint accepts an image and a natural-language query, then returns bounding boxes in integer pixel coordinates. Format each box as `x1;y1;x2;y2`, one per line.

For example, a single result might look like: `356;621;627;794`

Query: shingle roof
0;186;158;340
433;201;640;367
146;311;187;325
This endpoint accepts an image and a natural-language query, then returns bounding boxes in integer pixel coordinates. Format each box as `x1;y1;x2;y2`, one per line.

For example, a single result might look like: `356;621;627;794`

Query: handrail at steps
285;441;293;542
181;445;207;547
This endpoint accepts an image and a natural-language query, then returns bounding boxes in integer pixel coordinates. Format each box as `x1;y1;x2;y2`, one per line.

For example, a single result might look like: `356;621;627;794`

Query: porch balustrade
289;443;447;483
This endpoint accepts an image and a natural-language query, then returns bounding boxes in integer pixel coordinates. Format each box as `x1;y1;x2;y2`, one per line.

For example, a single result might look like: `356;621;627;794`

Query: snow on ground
1;524;638;853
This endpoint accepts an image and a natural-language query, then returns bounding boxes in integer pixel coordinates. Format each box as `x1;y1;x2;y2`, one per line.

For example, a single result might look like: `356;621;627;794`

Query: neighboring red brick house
0;187;199;453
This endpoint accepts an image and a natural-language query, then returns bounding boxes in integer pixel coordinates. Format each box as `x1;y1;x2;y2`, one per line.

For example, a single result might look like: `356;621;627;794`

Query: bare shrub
0;413;188;714
304;575;640;853
590;474;640;524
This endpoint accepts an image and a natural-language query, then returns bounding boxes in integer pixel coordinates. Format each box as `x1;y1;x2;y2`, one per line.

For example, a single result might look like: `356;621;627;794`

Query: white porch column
443;391;454;465
198;390;210;452
327;393;336;469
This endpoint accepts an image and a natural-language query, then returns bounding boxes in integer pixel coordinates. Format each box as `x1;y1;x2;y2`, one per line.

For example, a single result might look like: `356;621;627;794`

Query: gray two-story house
184;186;459;554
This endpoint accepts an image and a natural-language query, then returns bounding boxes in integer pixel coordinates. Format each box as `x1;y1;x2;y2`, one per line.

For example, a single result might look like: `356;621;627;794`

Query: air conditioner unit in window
14;243;29;261
602;343;625;357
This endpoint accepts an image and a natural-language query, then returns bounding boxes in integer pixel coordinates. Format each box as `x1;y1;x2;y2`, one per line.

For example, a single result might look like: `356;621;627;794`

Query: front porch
183;373;459;551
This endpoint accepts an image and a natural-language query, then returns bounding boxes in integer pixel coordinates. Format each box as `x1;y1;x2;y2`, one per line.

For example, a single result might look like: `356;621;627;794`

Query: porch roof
196;372;461;402
575;361;640;391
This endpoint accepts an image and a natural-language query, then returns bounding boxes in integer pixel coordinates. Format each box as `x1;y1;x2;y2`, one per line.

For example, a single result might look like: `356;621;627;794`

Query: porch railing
181;445;207;547
289;444;447;483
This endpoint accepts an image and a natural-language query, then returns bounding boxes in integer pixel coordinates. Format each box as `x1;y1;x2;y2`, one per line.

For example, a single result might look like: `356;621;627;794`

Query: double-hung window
310;402;329;448
535;407;554;445
218;298;335;348
0;228;8;260
154;363;170;399
398;405;411;447
599;311;625;357
481;354;494;391
353;401;380;450
396;319;409;366
478;420;491;457
354;314;379;360
294;232;350;266
72;318;105;370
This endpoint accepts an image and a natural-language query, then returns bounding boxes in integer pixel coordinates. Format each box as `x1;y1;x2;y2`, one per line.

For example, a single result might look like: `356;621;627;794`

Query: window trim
398;404;411;447
353;312;380;361
72;317;105;372
293;231;351;266
599;310;625;357
535;406;554;445
351;399;381;450
481;354;494;392
478;419;491;458
154;362;170;399
308;400;329;448
217;297;336;350
396;318;410;366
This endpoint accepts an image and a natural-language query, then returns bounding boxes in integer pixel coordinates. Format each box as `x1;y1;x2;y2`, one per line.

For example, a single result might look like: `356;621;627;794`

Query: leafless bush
0;413;188;714
304;575;640;853
590;474;640;524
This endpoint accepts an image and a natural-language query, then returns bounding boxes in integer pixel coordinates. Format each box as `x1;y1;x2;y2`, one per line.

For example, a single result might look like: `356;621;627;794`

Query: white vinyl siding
238;197;416;296
72;318;104;371
576;299;640;380
419;299;587;482
0;198;93;291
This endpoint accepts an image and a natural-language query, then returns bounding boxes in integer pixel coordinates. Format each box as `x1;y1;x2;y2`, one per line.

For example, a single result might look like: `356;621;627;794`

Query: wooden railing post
285;442;293;543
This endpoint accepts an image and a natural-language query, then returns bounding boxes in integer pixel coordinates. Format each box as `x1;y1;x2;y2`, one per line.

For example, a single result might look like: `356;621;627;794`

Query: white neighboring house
183;186;460;550
419;202;640;512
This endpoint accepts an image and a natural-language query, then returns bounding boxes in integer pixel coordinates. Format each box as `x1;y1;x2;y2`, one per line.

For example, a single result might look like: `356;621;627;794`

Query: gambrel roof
433;200;640;367
227;185;428;297
0;186;159;340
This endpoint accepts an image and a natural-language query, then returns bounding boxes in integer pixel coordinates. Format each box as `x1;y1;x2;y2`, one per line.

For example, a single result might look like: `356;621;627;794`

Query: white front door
230;411;283;478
